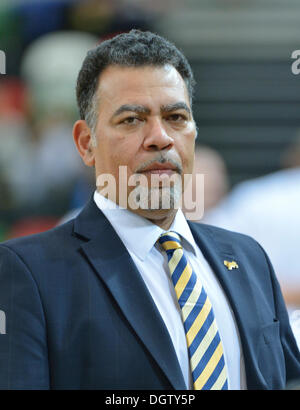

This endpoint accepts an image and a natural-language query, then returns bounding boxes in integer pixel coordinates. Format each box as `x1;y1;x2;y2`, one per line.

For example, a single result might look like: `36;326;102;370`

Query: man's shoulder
190;220;257;243
189;220;263;256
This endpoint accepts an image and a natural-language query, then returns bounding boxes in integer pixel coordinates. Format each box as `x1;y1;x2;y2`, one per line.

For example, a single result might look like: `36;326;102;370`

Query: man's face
90;64;196;217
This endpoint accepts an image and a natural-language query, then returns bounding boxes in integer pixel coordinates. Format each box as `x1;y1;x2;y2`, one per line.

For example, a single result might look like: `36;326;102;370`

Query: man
0;30;299;390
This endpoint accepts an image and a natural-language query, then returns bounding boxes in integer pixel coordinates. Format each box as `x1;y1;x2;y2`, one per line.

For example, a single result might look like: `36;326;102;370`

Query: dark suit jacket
0;198;299;389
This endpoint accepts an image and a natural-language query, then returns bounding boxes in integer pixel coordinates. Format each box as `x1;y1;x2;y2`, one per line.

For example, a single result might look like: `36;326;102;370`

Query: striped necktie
159;231;228;390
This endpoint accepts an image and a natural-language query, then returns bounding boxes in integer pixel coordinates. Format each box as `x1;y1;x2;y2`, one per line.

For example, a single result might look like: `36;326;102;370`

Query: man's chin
126;187;182;227
131;207;179;226
128;186;182;210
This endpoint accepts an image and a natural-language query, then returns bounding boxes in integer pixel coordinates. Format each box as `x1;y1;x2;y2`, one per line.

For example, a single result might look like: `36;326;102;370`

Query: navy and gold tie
159;231;228;390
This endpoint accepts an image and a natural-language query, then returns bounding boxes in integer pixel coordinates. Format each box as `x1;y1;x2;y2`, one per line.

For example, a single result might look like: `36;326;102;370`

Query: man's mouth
138;162;180;176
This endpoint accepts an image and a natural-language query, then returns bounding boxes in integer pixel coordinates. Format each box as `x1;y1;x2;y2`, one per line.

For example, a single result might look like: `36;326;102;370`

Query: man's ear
73;120;95;167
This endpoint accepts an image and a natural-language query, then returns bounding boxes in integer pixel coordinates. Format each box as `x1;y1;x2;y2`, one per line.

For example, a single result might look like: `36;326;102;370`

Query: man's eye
167;113;186;122
122;117;141;125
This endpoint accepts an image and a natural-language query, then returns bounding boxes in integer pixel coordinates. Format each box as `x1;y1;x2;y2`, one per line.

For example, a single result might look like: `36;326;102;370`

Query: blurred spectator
6;216;59;239
203;137;300;349
67;0;114;36
19;30;97;208
68;0;159;38
281;134;300;169
21;30;98;122
16;0;73;48
0;0;22;76
0;77;33;213
0;30;97;239
183;145;229;221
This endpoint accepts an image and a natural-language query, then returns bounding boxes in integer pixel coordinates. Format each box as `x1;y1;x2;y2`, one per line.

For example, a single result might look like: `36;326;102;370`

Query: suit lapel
188;222;265;388
73;199;186;390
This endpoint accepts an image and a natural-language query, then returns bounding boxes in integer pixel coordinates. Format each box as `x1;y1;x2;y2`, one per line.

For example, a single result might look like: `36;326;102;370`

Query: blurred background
0;0;300;346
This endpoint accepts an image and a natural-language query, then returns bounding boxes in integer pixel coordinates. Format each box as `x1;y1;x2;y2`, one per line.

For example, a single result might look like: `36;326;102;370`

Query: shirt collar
93;190;198;261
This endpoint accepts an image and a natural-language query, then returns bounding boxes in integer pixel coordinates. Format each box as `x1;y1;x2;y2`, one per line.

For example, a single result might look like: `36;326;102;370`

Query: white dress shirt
94;191;246;389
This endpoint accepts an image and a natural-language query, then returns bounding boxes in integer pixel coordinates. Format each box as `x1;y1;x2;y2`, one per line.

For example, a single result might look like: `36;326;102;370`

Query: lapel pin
224;260;239;270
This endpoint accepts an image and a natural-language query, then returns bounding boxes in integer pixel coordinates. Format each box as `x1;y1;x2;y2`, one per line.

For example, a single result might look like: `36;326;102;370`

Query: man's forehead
96;64;190;114
97;64;188;96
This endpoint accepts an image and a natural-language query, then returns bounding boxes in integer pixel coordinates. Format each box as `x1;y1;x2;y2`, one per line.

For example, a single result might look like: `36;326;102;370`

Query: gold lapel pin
224;260;239;270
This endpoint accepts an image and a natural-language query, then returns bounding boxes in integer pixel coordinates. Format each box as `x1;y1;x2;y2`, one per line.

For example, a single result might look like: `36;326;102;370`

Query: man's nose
143;118;174;151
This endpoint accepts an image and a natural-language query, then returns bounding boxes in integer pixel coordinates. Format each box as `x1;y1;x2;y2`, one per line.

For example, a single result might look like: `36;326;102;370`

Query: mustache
134;154;183;175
